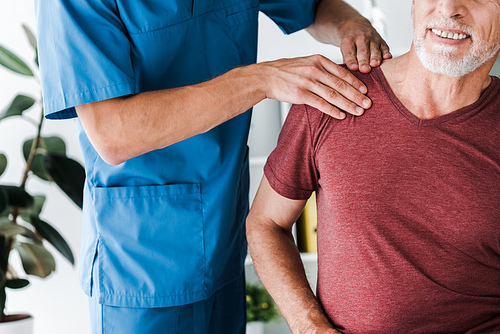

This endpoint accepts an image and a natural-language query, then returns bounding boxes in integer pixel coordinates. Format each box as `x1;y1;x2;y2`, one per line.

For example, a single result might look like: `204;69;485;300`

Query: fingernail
356;107;364;115
359;86;367;94
363;99;371;108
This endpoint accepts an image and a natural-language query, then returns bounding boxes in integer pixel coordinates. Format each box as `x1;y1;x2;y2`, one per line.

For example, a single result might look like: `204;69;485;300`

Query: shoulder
341;64;385;92
287;103;333;134
285;66;388;135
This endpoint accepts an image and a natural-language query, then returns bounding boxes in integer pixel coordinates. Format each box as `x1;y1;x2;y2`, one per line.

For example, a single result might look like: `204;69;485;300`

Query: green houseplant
0;25;85;324
246;281;280;325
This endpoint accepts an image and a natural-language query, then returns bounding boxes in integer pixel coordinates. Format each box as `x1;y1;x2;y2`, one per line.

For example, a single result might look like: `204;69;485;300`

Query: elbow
92;138;131;166
76;100;136;165
246;215;257;248
100;152;127;166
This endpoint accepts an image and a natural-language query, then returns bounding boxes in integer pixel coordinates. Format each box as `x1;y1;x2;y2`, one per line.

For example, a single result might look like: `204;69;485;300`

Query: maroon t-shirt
264;67;500;333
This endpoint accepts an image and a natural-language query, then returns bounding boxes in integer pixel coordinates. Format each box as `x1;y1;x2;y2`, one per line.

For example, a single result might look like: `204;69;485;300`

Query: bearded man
246;0;500;333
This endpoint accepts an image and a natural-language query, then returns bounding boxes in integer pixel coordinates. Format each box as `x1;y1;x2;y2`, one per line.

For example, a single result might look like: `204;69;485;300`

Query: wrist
287;304;336;334
241;62;273;101
337;16;373;40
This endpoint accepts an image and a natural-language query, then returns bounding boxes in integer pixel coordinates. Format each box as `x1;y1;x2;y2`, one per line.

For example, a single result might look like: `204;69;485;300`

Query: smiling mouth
431;28;470;40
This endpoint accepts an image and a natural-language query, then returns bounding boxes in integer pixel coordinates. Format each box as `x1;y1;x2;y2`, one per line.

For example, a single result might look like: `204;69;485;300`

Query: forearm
247;221;335;333
76;65;266;165
77;55;374;165
306;0;369;46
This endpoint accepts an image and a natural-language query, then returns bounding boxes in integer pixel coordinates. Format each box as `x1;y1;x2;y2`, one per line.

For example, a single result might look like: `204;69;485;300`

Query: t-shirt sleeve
259;0;320;35
35;0;136;119
264;104;319;200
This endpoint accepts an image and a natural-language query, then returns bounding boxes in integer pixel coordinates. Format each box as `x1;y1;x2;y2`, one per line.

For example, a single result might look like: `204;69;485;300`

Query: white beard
413;20;500;77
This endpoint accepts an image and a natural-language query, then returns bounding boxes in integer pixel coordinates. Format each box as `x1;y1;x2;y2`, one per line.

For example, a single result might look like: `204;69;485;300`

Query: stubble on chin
413;19;500;77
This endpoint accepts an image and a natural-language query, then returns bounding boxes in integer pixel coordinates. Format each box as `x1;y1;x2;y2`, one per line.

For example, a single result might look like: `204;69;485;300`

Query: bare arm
307;0;392;72
246;176;340;334
76;56;370;165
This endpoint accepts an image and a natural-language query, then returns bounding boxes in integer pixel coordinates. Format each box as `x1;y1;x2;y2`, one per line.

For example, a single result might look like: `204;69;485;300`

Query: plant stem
4;107;45;270
21;106;44;189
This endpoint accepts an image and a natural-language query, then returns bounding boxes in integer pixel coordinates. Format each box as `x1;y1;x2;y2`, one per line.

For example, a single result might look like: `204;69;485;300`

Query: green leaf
19;195;45;222
0;45;34;76
0;187;6;214
0;154;6;177
16;242;55;278
0;186;33;208
0;206;11;219
0;95;36;120
43;155;85;209
22;24;37;51
246;282;280;323
22;25;39;68
23;136;66;158
30;216;74;265
0;236;8;281
23;136;66;181
24;154;49;181
5;278;30;289
0;224;39;242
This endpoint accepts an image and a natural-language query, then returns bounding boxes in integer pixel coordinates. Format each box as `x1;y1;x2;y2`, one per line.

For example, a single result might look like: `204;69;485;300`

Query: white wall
0;2;88;334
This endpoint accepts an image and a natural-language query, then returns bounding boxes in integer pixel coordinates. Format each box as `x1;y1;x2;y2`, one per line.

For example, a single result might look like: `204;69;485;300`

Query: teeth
432;29;469;40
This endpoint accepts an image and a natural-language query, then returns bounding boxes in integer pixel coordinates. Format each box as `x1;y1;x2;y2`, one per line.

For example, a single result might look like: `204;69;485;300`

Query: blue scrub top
35;0;317;308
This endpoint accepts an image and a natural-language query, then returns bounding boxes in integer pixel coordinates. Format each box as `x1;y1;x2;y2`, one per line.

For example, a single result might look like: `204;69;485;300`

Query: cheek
485;25;500;46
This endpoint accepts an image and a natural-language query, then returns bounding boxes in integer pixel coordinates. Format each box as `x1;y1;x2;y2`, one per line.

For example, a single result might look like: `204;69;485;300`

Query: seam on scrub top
88;148;100;191
45;81;134;105
174;305;181;334
200;183;207;295
102;289;206;298
127;0;253;36
99;193;199;200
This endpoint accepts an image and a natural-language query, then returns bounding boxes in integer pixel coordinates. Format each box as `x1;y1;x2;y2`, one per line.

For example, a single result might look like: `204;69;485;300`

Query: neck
380;48;495;120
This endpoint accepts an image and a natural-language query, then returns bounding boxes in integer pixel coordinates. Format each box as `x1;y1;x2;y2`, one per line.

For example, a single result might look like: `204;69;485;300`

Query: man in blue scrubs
35;0;390;332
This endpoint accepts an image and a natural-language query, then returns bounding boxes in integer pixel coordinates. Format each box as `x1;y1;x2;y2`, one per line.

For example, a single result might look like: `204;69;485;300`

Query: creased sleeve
36;0;136;119
264;104;319;200
259;0;320;35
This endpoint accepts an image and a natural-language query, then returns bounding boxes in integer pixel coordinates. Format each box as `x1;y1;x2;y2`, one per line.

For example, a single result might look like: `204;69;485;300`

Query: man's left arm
247;176;340;334
307;0;392;72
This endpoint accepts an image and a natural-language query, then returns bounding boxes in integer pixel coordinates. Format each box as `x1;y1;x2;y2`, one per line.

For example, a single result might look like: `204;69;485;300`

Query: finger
370;40;392;66
313;80;369;116
303;92;347;120
355;37;372;73
380;41;392;60
339;38;359;72
299;71;369;116
316;56;368;95
369;41;383;68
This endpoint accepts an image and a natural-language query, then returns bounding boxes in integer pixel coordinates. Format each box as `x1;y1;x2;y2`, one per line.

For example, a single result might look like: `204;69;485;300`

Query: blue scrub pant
89;271;246;334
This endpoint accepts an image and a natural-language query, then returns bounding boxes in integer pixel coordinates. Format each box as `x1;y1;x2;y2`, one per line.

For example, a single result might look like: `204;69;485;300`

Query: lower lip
429;30;469;45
